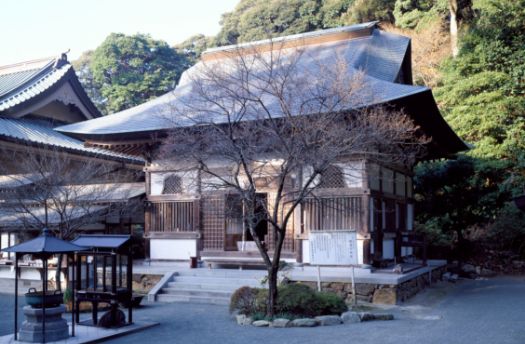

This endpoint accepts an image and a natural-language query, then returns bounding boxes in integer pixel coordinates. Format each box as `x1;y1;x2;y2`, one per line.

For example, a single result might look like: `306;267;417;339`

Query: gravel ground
0;276;524;344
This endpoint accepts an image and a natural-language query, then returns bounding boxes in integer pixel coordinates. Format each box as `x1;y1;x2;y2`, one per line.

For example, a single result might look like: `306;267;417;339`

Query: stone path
0;276;524;344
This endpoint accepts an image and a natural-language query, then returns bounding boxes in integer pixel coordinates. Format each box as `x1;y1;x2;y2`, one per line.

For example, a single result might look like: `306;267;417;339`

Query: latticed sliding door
202;195;226;251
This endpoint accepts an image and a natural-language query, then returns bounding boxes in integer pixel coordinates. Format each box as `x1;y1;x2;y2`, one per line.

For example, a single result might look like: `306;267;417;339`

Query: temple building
0;54;145;259
56;22;467;267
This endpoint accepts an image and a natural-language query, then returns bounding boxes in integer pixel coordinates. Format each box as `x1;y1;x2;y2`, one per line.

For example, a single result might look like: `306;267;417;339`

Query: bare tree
159;42;428;316
0;144;142;289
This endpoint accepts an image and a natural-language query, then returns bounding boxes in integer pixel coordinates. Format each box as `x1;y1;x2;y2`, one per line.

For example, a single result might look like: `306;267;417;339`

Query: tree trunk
267;264;279;317
55;253;63;291
449;0;459;57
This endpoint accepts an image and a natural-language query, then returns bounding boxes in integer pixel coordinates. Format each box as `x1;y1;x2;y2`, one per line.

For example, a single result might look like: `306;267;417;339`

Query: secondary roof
0;54;101;119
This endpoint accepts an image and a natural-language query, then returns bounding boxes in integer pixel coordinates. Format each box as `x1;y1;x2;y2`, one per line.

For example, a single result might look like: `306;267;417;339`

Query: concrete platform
288;260;447;285
0;321;158;344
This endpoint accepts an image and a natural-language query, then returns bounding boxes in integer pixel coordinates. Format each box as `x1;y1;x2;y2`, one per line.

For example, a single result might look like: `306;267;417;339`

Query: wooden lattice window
149;201;195;232
318;165;346;188
302;197;362;231
162;174;183;194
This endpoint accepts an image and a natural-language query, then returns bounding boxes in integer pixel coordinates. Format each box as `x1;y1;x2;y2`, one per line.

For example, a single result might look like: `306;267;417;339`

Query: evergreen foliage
417;0;525;259
70;0;525;259
77;33;189;114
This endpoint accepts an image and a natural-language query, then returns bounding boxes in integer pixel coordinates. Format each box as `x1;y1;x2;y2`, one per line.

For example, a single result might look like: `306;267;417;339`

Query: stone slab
0;321;158;344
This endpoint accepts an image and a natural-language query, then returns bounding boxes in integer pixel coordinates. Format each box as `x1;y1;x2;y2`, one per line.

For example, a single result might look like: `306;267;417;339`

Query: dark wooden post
85;256;89;289
102;256;107;292
111;252;117;326
75;254;81;324
14;252;18;340
127;249;133;324
93;255;98;291
71;254;75;336
119;255;123;287
42;257;47;344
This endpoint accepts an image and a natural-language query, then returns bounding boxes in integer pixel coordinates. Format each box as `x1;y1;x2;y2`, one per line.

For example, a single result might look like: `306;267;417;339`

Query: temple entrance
224;193;267;251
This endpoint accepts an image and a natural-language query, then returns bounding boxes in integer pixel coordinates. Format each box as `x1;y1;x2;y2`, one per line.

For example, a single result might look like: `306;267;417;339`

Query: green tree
174;34;214;65
89;33;190;114
344;0;396;24
393;0;448;29
214;0;354;46
72;50;107;114
415;0;525;259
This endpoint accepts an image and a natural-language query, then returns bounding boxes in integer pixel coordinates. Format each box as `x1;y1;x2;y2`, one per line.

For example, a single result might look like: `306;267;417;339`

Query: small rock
359;312;375;322
374;314;394;321
479;268;496;277
314;315;342;326
252;320;270;327
462;264;476;274
355;283;376;296
236;314;253;326
341;311;361;324
290;318;318;327
271;318;291;328
372;287;397;305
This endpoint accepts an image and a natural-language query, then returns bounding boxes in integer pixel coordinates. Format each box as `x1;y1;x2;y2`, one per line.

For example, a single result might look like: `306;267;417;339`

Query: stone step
160;288;232;298
176;269;267;278
165;282;242;291
155;293;230;305
171;275;263;286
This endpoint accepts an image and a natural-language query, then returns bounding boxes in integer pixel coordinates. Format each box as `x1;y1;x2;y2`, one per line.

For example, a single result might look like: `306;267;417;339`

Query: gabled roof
0;54;101;119
0;117;143;164
56;23;415;137
56;23;467;157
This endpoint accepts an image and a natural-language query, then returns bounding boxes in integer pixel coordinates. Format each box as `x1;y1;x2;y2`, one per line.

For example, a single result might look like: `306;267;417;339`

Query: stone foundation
293;266;446;305
19;305;69;342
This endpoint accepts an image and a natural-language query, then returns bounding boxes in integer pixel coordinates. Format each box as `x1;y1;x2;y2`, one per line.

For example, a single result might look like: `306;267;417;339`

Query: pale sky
0;0;239;65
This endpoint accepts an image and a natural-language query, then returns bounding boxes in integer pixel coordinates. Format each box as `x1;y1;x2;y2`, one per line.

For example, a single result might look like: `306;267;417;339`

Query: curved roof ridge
0;57;55;76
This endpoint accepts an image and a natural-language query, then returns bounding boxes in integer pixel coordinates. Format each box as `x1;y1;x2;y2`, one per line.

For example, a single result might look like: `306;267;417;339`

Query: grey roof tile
56;26;419;136
0;117;142;163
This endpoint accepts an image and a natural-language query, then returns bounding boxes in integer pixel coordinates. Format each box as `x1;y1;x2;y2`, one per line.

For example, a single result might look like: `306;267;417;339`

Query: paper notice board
309;231;357;266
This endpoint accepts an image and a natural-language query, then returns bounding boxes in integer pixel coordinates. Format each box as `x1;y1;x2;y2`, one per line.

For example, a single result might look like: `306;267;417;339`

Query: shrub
230;283;347;318
316;292;348;315
230;286;267;315
276;283;318;317
229;286;256;314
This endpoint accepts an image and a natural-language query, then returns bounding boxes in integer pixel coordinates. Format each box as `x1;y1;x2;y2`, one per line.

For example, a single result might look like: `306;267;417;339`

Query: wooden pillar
42;257;47;344
93;255;98;291
14;252;18;341
127;249;133;324
71;254;75;336
362;239;372;265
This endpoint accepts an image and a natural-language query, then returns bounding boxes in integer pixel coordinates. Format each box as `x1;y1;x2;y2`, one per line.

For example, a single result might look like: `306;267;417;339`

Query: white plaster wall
302;240;310;264
150;171;198;196
356;239;364;265
383;239;395;259
150;239;197;260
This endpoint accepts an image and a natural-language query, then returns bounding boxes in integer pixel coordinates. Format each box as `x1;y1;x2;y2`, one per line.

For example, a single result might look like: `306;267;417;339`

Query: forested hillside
74;0;525;264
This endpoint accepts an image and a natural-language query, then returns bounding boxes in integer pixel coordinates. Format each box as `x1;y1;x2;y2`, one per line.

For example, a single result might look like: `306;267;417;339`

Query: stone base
19;305;69;343
295;265;446;305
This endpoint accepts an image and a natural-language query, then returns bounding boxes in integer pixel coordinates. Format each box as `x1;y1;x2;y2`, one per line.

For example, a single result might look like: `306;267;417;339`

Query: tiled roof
0;117;143;163
0;57;70;112
0;58;55;97
57;24;420;136
0;54;101;118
